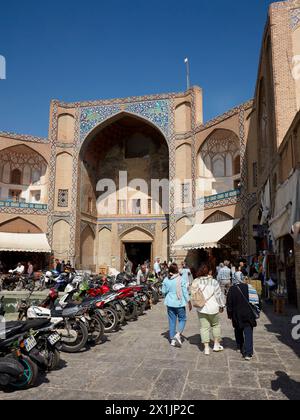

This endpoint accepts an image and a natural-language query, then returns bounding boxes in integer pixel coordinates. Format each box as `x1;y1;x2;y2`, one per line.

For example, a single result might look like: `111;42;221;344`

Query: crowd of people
161;259;260;362
1;253;261;362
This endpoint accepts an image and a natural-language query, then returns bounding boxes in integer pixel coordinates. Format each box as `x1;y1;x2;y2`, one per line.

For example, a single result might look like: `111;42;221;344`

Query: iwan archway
78;112;170;271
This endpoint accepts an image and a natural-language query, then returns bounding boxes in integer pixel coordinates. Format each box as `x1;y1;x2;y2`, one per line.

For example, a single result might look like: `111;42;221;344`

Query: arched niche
203;211;233;224
52;220;71;260
98;227;112;266
80;225;95;268
175;102;192;133
121;228;153;242
57;114;75;143
0;217;42;233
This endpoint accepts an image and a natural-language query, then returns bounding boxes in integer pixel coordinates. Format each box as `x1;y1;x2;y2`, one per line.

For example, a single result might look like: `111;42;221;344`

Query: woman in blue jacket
162;263;192;347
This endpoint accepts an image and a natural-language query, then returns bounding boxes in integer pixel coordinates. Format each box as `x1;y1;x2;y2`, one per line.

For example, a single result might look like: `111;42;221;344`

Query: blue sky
0;0;280;137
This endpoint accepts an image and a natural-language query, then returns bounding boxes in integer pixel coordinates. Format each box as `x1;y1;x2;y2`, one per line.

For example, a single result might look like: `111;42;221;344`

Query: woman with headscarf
226;275;260;361
162;263;192;347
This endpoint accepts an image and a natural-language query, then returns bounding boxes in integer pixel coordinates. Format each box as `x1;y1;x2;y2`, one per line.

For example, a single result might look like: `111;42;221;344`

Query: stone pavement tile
91;374;151;397
252;362;286;373
266;391;290;400
149;369;188;400
41;389;108;400
228;360;256;372
218;387;268;400
196;354;229;371
106;394;146;400
255;352;282;364
95;353;145;364
254;346;278;354
187;371;230;388
141;357;196;371
181;384;217;400
282;360;300;375
99;362;144;378
277;349;300;360
230;371;260;389
131;367;163;383
49;369;98;391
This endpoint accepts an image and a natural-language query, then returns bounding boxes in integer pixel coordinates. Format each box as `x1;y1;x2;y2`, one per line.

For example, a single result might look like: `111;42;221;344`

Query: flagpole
185;58;190;91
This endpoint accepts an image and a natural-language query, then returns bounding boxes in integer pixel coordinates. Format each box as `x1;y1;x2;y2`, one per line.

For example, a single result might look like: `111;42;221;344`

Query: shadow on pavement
263;304;300;358
271;371;300;400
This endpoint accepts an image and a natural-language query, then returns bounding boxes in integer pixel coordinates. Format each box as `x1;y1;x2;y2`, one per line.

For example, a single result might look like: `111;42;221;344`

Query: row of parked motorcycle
0;272;163;391
0;270;77;292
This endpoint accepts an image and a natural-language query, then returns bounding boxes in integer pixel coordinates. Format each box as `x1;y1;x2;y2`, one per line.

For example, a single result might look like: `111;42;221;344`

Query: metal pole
185;58;190;90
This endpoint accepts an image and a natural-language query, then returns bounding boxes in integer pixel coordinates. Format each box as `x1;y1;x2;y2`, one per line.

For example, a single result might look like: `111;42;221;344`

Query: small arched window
233;155;241;175
11;169;22;185
32;169;41;185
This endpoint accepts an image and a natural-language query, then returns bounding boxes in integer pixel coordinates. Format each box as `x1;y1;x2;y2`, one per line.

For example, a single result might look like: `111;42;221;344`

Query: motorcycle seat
50;309;63;317
3;319;51;337
1;321;25;337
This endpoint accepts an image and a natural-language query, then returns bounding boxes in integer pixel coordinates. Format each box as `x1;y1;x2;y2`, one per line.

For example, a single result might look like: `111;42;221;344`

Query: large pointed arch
80;111;169;155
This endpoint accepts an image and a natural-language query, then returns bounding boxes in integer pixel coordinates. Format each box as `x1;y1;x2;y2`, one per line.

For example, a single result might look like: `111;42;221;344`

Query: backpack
191;279;214;308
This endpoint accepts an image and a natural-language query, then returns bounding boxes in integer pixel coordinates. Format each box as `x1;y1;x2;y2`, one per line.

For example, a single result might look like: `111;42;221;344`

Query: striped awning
0;233;51;253
174;219;240;250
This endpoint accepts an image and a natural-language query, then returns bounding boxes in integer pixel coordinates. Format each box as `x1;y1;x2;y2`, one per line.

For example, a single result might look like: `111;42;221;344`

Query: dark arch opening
80;113;169;217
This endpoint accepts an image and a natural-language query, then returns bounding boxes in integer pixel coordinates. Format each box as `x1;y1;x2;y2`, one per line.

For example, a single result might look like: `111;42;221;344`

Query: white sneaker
174;332;182;347
213;344;224;353
204;347;210;356
171;340;177;347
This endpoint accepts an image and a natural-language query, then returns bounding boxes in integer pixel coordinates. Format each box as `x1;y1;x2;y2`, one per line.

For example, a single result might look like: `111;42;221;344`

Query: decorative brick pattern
98;224;112;232
290;8;300;30
58;189;69;207
117;223;156;237
47;101;59;249
80;99;171;142
0;132;49;143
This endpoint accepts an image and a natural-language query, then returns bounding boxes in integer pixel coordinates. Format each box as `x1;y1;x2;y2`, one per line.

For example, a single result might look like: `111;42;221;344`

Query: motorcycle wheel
137;302;146;316
124;302;138;322
113;303;126;325
88;315;105;345
60;319;89;353
103;307;119;333
11;356;39;389
47;349;61;371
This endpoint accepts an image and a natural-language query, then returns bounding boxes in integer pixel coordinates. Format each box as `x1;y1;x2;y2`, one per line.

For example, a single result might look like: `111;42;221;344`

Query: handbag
237;285;261;320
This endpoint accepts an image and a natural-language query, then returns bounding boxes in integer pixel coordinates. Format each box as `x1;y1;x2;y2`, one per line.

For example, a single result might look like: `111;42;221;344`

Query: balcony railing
0;199;48;211
197;189;241;207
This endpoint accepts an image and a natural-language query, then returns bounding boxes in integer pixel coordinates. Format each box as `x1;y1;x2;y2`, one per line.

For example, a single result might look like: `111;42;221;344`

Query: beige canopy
0;233;51;253
174;219;240;250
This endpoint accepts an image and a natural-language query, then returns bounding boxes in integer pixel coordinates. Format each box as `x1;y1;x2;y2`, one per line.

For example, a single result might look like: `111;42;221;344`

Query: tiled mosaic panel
290;8;300;30
58;189;69;208
79;99;171;142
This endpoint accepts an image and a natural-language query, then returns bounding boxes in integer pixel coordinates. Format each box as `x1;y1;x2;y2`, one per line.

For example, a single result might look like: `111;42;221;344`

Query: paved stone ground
0;302;300;400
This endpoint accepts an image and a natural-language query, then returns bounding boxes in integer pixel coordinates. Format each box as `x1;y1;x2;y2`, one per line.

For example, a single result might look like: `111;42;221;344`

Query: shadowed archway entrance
79;113;169;271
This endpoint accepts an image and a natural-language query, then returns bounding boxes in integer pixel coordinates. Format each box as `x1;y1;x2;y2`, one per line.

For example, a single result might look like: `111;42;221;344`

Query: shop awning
0;233;51;253
174;219;240;250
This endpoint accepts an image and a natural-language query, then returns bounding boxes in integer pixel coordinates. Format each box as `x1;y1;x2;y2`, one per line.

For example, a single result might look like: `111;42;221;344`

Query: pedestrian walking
162;263;192;347
154;257;161;279
217;261;232;296
226;276;260;361
180;261;193;290
232;265;244;285
27;261;34;277
191;264;225;356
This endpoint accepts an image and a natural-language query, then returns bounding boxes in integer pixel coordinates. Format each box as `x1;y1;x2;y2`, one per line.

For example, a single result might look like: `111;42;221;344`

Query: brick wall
269;1;298;146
